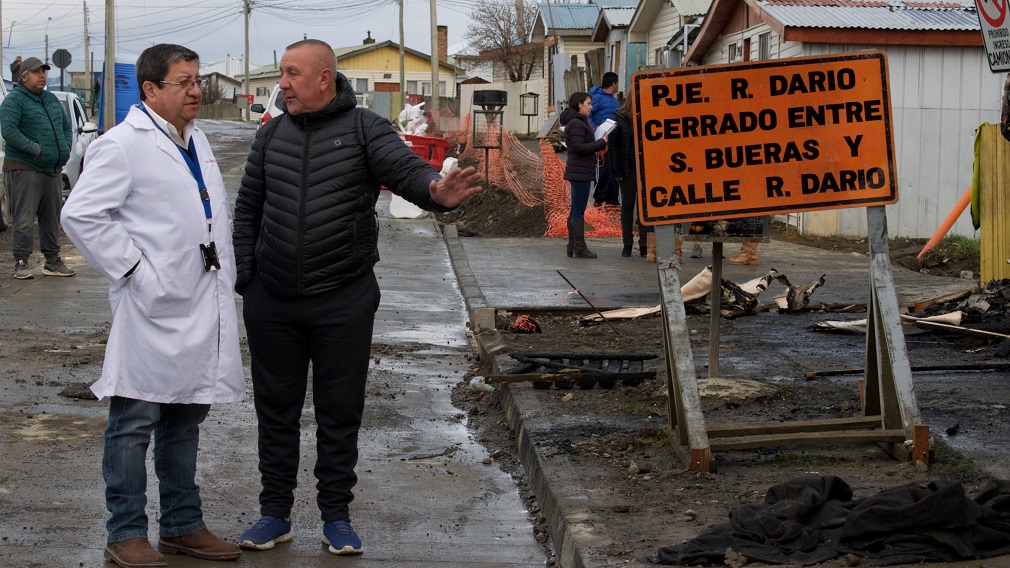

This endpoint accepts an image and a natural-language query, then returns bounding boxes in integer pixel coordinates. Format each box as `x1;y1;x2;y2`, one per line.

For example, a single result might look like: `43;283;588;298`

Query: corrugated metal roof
594;0;640;6
602;6;637;26
538;3;601;29
758;0;980;29
672;0;715;17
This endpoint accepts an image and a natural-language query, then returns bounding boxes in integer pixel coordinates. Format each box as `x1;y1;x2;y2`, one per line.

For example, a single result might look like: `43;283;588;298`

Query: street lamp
45;17;52;63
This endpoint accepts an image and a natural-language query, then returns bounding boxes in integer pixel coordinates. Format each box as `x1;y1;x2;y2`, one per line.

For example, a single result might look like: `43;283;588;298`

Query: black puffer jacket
610;111;635;180
560;107;606;182
233;73;447;297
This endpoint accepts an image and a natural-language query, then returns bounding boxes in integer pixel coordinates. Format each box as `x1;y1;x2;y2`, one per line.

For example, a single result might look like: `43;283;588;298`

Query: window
421;82;431;96
355;78;368;92
759;33;771;60
256;86;269;96
74;98;89;125
406;80;418;94
439;81;446;96
728;43;739;63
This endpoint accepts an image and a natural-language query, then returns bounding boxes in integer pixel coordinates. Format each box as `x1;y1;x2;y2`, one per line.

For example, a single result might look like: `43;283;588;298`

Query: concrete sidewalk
450;233;974;312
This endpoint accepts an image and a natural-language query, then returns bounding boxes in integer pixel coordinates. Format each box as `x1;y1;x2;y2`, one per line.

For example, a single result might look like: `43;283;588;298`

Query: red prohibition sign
978;0;1007;28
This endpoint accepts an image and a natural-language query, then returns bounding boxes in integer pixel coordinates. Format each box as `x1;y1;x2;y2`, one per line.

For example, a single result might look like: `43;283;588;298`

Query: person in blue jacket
589;71;620;206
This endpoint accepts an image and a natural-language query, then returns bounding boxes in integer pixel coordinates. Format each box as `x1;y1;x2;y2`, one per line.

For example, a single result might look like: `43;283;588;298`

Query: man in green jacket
0;56;75;279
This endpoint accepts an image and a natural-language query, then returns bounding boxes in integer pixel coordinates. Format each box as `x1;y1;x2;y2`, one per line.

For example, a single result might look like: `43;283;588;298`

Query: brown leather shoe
104;538;166;568
157;528;241;561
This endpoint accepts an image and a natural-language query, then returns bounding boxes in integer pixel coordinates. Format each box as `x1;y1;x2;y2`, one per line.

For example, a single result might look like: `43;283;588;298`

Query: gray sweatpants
5;170;62;263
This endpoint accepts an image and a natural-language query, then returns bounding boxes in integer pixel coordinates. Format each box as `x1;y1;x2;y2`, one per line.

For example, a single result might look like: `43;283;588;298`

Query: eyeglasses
158;78;205;90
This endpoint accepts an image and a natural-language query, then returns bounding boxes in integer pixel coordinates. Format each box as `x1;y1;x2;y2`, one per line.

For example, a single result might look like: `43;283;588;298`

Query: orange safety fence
434;111;621;238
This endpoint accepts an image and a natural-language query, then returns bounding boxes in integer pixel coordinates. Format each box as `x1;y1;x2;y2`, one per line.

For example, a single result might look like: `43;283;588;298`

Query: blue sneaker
322;520;363;555
239;515;292;550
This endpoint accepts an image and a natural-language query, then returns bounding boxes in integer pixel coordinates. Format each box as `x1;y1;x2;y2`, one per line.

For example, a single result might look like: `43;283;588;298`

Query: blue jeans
103;397;210;543
569;180;591;220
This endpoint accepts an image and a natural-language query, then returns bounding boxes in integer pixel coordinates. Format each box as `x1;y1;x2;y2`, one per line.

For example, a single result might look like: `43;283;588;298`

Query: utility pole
429;0;439;115
399;0;405;112
104;0;116;132
84;2;92;107
244;0;251;121
45;17;52;63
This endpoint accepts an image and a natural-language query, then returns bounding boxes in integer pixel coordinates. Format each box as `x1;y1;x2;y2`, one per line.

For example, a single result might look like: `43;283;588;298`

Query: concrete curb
495;353;599;568
442;223;507;361
443;225;597;568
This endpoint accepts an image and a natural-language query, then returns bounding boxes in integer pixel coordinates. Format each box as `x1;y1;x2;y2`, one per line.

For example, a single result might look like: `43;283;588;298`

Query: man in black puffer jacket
233;39;481;556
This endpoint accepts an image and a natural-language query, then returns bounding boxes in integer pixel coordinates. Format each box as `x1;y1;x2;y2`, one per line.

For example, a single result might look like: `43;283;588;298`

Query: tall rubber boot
571;219;597;259
727;242;760;265
646;233;656;263
674;236;684;264
566;218;574;258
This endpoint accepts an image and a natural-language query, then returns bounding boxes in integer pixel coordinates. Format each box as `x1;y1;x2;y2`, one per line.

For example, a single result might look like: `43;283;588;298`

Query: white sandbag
389;194;427;219
390;154;457;219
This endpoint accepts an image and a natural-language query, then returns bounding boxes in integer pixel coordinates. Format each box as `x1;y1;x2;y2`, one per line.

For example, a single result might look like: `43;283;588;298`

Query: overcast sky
1;0;474;71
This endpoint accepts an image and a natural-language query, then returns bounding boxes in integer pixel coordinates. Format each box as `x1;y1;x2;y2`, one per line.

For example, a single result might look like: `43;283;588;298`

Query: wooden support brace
691;447;712;473
913;424;930;465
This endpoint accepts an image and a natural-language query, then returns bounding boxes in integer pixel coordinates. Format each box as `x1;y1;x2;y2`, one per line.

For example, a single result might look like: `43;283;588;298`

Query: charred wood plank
707;416;884;438
806;363;1010;378
487;372;655;384
709;429;906;451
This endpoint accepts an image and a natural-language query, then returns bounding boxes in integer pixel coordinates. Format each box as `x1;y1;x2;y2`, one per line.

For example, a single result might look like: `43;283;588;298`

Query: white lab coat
61;106;245;404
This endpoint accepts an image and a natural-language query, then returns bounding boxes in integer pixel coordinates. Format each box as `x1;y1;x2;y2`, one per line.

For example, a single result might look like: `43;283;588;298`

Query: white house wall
648;2;680;66
798;43;1003;239
541;37;602;115
701;26;801;66
562;37;601;67
460;79;546;135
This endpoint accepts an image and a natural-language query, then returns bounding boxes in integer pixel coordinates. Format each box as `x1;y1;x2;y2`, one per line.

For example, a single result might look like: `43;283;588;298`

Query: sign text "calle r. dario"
632;52;897;225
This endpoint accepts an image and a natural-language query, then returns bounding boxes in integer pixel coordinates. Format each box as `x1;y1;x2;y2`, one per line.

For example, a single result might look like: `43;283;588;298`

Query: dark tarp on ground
648;475;1010;566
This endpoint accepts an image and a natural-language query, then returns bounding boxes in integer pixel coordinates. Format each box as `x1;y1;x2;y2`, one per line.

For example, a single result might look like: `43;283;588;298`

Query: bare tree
463;0;542;83
200;79;225;105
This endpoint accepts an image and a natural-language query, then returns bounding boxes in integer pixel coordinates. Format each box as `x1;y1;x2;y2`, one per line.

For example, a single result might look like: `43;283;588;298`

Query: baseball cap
19;57;50;74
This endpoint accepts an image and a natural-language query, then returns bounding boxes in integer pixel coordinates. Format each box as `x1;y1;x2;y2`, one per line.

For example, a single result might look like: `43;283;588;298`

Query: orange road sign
632;52;897;225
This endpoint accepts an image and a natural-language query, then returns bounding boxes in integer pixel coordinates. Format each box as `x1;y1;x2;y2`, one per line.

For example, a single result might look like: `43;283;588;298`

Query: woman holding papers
560;92;608;259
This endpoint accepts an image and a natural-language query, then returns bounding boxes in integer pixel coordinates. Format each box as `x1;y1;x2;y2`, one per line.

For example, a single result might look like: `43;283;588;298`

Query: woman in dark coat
560;91;607;258
611;97;655;261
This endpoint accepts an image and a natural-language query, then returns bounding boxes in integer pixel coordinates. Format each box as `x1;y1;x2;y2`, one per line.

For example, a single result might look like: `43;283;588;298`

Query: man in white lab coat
61;44;244;568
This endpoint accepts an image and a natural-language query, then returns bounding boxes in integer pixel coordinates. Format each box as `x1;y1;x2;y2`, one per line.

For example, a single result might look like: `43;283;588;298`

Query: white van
249;84;282;130
249;83;372;129
0;79;8;228
50;90;99;198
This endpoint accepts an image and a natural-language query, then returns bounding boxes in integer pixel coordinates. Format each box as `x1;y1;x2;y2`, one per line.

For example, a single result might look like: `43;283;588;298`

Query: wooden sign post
632;53;929;472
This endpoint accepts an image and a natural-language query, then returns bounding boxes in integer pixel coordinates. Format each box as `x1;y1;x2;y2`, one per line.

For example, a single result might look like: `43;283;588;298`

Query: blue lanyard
137;104;213;221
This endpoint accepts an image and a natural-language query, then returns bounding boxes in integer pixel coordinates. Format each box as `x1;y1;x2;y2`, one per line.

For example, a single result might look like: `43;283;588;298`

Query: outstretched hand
429;166;482;209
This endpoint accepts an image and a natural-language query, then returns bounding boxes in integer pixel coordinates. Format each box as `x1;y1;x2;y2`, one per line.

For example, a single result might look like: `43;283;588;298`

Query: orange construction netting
437;112;621;238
